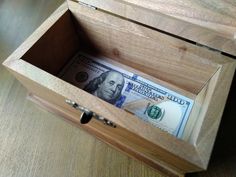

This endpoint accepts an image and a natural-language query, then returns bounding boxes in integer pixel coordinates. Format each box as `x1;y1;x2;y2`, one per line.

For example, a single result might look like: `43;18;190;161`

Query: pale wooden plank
121;0;236;39
78;0;236;56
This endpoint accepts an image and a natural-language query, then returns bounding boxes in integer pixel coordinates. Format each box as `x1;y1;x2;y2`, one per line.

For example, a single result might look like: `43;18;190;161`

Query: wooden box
3;0;236;176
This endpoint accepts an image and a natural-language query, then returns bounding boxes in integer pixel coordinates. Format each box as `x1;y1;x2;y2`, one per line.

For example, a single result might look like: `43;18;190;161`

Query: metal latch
65;99;116;128
78;1;97;10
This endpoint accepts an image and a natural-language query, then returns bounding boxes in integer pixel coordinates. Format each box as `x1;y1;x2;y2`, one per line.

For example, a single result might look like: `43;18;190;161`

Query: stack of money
59;52;194;138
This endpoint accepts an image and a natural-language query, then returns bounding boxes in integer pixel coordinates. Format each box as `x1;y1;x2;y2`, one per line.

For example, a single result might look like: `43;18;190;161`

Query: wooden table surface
0;0;235;177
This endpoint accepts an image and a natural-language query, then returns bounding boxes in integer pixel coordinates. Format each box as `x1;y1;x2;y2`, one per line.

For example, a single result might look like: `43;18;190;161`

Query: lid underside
77;0;236;56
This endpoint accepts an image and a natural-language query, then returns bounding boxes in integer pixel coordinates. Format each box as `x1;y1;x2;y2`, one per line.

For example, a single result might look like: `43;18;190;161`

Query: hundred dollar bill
59;52;194;138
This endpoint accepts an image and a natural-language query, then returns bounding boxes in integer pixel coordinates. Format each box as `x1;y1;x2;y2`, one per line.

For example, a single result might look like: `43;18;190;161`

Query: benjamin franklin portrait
84;71;125;104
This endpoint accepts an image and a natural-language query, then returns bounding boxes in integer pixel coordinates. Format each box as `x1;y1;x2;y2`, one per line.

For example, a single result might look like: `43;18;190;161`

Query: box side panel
2;2;69;67
182;82;209;142
195;61;236;168
22;11;80;75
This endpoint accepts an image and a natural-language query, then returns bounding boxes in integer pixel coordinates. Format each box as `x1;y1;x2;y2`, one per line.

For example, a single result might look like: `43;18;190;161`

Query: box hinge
196;43;222;54
78;1;97;10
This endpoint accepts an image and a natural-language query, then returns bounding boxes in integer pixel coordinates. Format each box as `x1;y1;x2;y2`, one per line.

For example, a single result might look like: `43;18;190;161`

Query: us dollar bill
59;52;194;138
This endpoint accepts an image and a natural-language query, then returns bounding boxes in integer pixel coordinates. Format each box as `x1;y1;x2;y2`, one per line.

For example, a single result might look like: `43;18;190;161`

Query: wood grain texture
0;80;163;177
195;60;236;167
1;0;236;177
69;3;219;94
78;0;236;56
4;49;203;173
22;11;79;75
120;0;236;38
3;0;235;174
0;0;163;177
188;74;236;177
3;0;230;170
27;93;185;177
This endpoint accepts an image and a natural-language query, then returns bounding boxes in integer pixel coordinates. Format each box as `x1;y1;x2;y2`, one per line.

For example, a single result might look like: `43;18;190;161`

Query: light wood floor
0;0;235;177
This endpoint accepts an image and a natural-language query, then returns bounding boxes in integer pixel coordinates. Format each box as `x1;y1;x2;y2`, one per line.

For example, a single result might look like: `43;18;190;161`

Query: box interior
21;9;219;143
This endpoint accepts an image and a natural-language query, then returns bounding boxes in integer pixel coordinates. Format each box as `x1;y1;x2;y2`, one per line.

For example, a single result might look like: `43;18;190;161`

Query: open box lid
77;0;236;57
